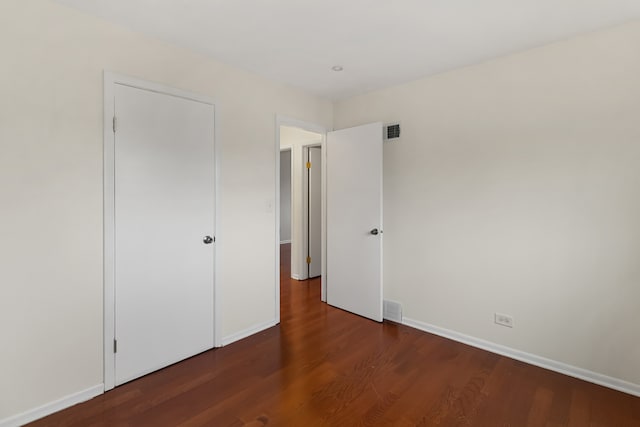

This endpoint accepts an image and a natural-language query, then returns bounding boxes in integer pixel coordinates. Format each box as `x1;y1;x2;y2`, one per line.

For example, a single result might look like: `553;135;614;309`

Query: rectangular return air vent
383;300;403;323
384;122;401;141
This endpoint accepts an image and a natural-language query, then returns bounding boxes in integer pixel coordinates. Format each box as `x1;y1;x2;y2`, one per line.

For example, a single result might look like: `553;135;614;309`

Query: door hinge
306;256;311;264
306;161;311;169
113;339;117;353
112;116;117;133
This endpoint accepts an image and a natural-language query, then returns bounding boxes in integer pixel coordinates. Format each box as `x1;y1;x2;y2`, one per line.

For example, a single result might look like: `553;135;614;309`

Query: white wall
279;126;322;280
334;20;640;388
280;150;292;243
0;0;332;422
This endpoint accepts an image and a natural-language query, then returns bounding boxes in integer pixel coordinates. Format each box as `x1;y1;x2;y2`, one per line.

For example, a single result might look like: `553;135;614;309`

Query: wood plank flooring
29;244;640;426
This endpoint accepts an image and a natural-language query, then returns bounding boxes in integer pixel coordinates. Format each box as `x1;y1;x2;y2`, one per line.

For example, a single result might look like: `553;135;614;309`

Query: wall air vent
384;122;401;142
383;300;403;323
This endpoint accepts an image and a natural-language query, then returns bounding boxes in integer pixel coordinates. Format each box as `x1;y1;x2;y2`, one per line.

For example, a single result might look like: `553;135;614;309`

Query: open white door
113;83;215;385
326;123;383;322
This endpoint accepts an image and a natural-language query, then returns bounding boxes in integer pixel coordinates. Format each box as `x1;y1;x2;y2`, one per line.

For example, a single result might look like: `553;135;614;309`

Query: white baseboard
0;384;103;427
402;317;640;398
220;319;278;347
280;240;291;244
291;274;307;281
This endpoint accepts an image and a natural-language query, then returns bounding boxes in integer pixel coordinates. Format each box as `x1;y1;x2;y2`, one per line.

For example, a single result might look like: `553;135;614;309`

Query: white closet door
114;84;215;385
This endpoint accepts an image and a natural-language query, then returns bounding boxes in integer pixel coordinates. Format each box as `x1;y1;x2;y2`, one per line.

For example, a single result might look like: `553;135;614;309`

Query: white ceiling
54;0;640;100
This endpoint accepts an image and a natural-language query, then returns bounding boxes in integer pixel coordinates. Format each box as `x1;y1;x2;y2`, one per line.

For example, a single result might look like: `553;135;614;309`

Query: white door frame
103;71;219;391
275;116;328;321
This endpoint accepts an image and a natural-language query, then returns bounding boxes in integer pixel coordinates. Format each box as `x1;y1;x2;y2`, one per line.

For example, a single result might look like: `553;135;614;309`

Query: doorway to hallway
278;124;323;283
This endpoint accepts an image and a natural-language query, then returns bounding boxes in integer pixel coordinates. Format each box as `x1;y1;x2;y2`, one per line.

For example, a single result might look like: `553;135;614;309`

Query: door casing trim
103;71;219;391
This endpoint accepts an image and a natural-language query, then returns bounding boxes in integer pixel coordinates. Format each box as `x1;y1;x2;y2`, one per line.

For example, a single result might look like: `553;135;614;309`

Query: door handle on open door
203;235;214;244
370;228;382;235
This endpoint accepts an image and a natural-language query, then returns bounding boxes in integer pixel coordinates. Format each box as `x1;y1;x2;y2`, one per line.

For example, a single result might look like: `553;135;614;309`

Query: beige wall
334;21;640;387
0;0;331;420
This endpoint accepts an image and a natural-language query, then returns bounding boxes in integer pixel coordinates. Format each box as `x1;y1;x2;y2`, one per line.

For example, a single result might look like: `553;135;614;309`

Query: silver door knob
370;228;381;235
203;235;214;244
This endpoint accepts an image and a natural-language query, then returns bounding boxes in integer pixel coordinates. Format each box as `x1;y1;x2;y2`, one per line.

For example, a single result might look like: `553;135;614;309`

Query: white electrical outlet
494;313;514;328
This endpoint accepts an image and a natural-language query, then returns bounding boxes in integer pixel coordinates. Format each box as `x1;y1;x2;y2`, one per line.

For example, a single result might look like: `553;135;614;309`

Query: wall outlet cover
495;313;514;328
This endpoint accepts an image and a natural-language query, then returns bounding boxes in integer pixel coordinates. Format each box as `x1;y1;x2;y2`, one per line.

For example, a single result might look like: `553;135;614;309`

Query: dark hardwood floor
29;244;640;426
